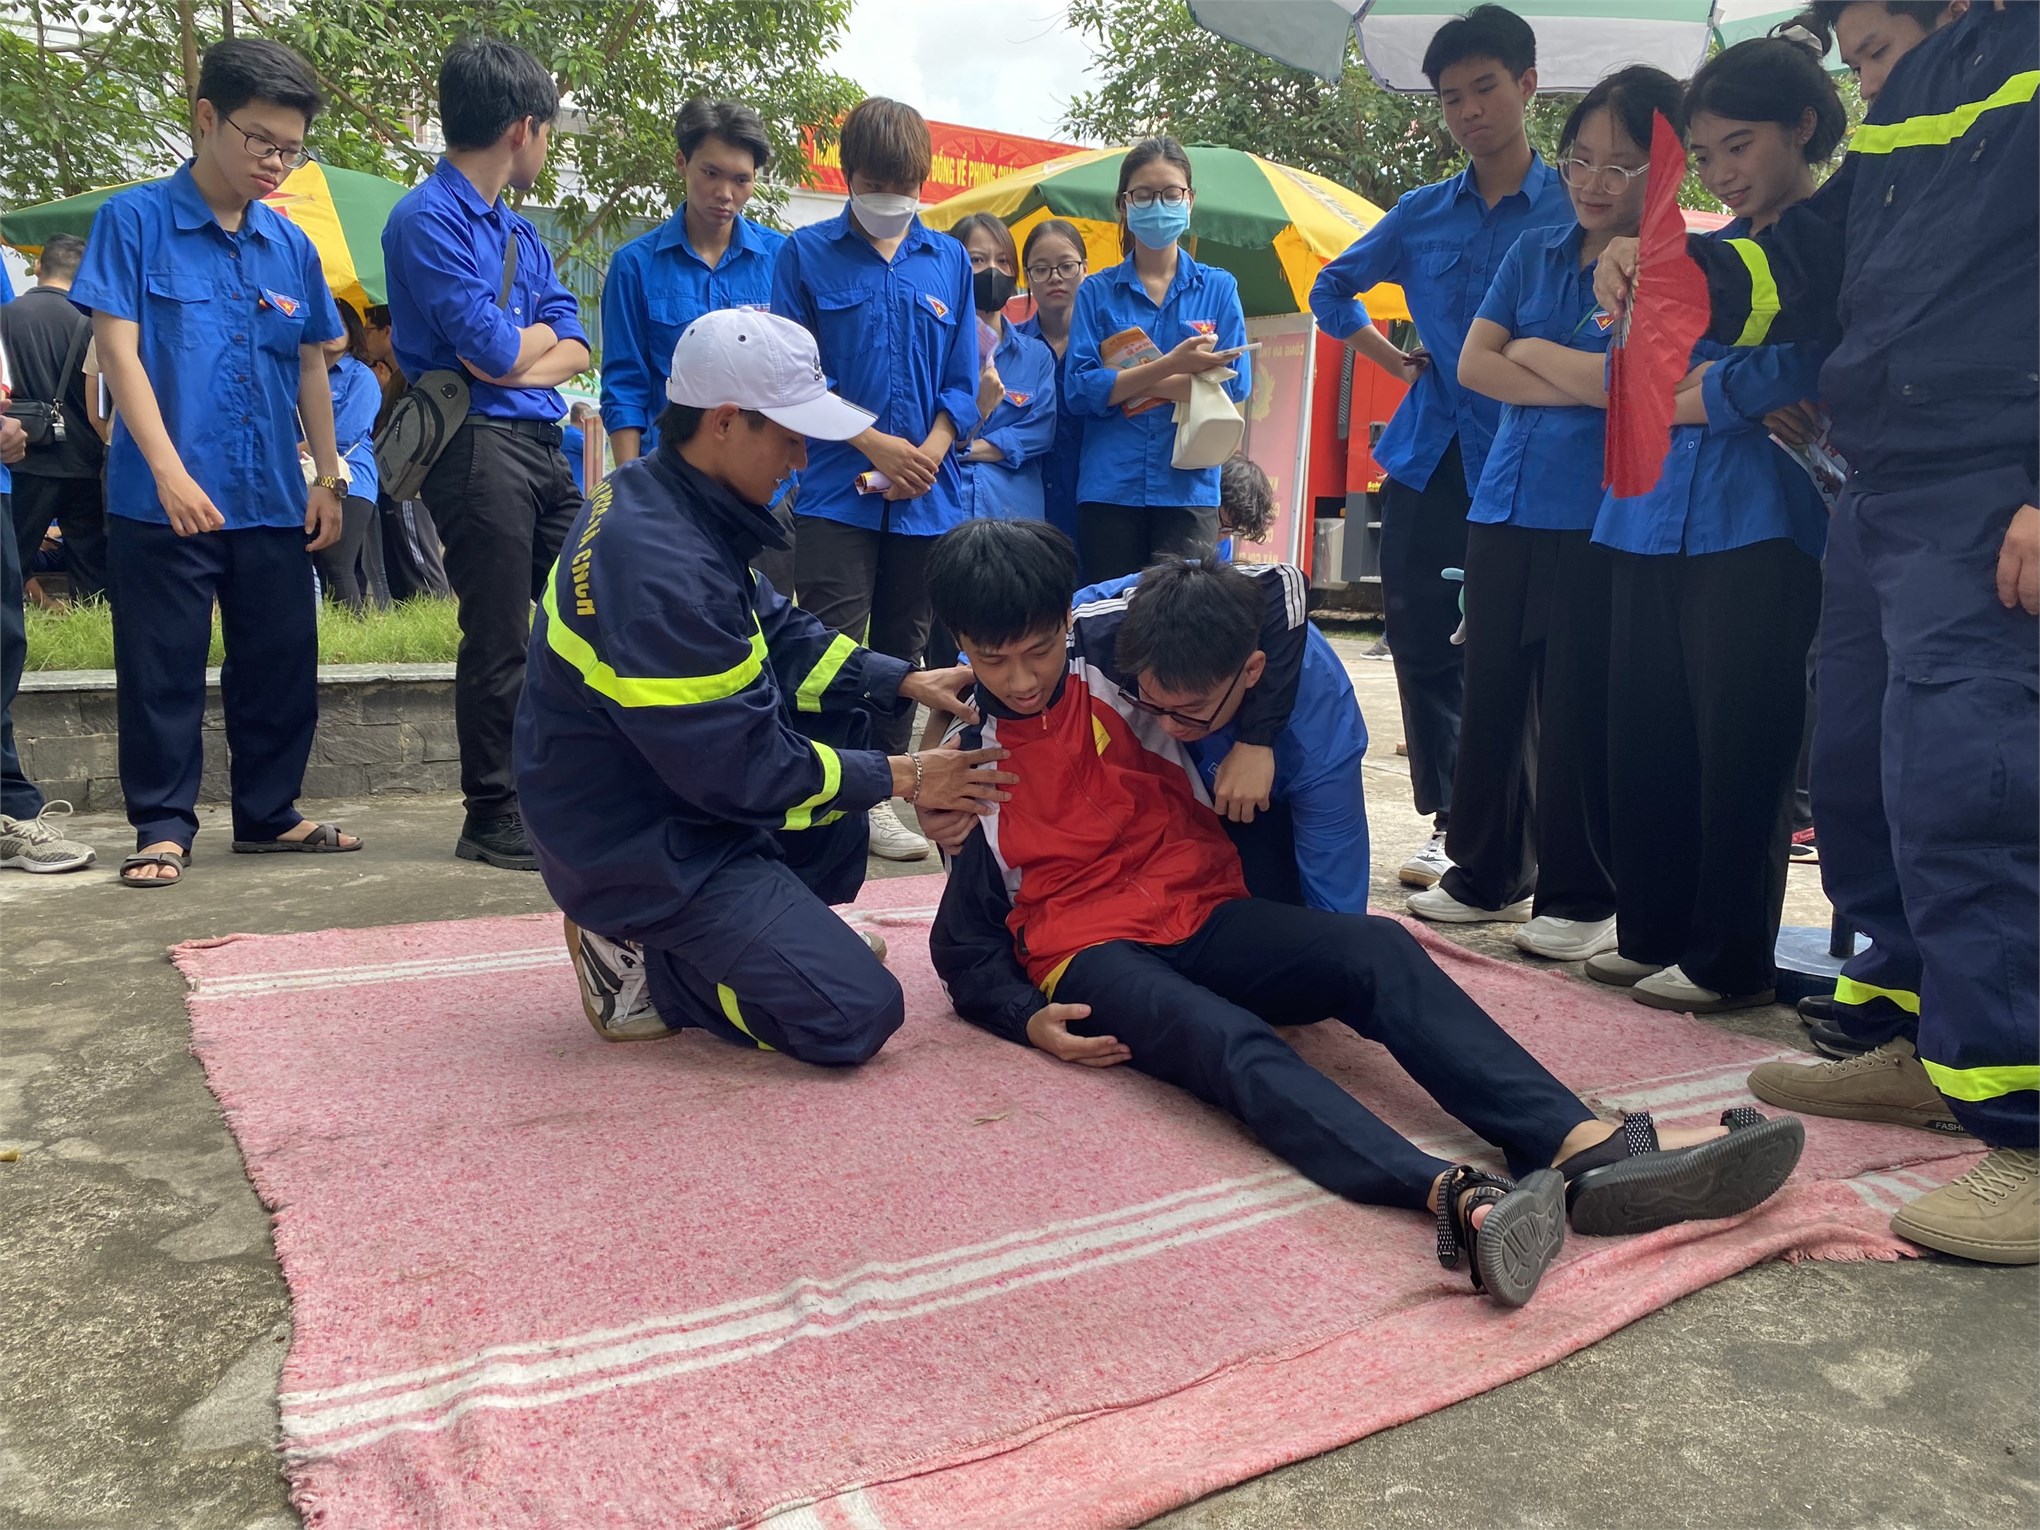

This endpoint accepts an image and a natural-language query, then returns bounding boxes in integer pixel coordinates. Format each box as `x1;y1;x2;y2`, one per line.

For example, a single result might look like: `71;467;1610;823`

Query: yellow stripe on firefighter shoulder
541;579;766;708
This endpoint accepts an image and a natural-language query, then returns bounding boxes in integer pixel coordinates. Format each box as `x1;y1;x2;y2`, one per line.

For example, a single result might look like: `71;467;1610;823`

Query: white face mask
851;192;918;240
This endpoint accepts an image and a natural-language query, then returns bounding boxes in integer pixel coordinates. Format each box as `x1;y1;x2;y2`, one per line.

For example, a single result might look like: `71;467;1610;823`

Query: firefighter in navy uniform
514;309;1012;1063
1598;0;2038;1262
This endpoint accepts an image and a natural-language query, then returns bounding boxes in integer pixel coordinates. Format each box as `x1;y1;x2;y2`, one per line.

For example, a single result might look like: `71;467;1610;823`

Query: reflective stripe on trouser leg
1857;464;2040;1147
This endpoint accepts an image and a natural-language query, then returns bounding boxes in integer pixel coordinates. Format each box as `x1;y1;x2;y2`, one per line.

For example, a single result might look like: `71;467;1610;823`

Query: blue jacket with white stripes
514;446;912;946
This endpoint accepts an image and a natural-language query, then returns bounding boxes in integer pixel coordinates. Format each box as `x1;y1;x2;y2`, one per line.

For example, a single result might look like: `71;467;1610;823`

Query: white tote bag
1170;367;1244;471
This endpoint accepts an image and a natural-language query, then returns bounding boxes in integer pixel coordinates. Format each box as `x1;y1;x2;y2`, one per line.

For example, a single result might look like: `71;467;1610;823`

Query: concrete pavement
2;633;2033;1529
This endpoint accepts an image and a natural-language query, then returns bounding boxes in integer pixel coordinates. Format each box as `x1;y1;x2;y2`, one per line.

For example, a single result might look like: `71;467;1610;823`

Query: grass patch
22;597;464;671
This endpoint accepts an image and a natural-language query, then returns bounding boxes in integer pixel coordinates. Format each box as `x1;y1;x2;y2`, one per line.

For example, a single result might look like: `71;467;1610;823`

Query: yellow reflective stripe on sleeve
781;740;842;831
540;579;767;708
794;633;859;714
1725;238;1780;346
1919;1059;2040;1103
716;983;777;1052
1851;70;2039;155
1833;977;1922;1015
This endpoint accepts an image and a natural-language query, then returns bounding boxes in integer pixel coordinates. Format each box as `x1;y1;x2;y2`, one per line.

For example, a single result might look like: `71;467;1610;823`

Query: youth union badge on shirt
923;293;949;319
261;287;303;317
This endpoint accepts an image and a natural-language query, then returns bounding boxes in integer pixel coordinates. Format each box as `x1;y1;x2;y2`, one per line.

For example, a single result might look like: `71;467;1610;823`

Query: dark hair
36;232;86;282
1115;136;1194;258
1422;4;1537;88
1558;64;1685;159
1114;557;1262;693
333;298;369;363
1022;217;1086;274
364;303;391;330
195;37;322;124
651;401;768;445
926;518;1077;648
438;38;559;153
1218;455;1275;543
950;212;1019;273
674;97;772;169
839;97;932;187
1801;1;1948;48
1684;38;1847;160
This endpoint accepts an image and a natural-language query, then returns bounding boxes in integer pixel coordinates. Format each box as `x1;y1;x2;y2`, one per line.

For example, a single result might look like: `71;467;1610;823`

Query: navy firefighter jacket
514;447;913;944
1685;0;2037;490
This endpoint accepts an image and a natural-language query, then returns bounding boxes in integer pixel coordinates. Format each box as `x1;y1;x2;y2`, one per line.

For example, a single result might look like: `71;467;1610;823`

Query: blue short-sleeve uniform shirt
600;211;785;451
1065;252;1251;510
382;158;589;424
770;209;979;537
1014;314;1085;548
1468;224;1614;532
68;161;343;530
1309;155;1573;496
960;318;1059;522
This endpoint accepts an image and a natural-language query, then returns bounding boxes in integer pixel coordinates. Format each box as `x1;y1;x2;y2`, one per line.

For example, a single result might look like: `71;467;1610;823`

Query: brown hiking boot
1891;1149;2040;1265
1746;1039;1969;1136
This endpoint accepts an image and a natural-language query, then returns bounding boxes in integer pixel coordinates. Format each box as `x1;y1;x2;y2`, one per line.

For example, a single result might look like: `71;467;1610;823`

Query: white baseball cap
665;308;875;441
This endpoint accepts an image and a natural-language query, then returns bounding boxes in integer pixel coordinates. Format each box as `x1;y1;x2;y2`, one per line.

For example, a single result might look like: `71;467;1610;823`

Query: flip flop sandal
231;822;361;854
1436;1164;1568;1309
119;849;190;888
1561;1107;1806;1238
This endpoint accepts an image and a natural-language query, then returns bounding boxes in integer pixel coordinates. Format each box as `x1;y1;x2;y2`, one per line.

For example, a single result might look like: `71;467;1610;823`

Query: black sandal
1561;1107;1805;1237
1437;1164;1568;1308
119;848;190;888
231;822;362;854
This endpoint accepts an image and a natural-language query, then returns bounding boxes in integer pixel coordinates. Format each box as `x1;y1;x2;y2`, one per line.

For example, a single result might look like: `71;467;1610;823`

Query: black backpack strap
496;230;519;310
51;313;91;411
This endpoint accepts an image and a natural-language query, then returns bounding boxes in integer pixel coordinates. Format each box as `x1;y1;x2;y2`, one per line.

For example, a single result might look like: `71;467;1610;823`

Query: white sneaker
1632;963;1775;1015
1585;951;1664;988
1407;886;1533;924
0;802;97;874
1398;832;1452;889
1513;915;1619;961
867;801;932;862
563;917;669;1041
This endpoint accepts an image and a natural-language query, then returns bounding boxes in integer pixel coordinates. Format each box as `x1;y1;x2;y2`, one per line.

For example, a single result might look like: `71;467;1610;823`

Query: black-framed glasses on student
1125;663;1247;729
1123;186;1191;209
1026;259;1085;282
224;115;311;170
1558;157;1648;194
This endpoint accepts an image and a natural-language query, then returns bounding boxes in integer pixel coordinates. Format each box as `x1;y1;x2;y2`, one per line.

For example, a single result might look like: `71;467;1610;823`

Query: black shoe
456;810;539;871
1797;995;1881;1059
1560;1107;1805;1238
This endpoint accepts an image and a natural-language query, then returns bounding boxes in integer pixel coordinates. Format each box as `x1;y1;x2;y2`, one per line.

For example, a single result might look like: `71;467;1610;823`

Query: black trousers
1056;899;1596;1210
1442;524;1614;918
1076;501;1220;584
1607;541;1821;994
0;489;41;820
107;517;318;848
10;472;107;602
314;494;392;614
379;495;451;601
1378;439;1471;824
422;422;580;816
793;513;934;756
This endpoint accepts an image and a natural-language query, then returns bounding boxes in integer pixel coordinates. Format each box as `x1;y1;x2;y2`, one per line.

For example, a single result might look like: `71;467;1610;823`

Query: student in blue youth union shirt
771;96;979;864
70;39;355;887
1413;66;1683;965
946;214;1057;524
1309;4;1572;894
601;98;786;467
1014;219;1090;559
1065;136;1249;584
382;39;591;873
1585;39;1842;1016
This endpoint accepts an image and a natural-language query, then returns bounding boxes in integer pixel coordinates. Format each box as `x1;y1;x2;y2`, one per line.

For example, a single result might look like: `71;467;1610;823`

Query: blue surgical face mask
1125;198;1192;251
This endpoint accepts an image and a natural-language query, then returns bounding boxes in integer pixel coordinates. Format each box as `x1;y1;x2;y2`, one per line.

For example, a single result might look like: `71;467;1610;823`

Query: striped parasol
0;160;408;316
922;143;1409;321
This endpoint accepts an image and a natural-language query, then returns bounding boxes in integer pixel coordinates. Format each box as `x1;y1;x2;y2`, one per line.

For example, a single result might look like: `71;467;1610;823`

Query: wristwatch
311;473;348;493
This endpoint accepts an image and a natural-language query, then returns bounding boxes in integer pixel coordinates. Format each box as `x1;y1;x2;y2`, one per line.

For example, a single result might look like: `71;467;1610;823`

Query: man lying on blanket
924;517;1806;1308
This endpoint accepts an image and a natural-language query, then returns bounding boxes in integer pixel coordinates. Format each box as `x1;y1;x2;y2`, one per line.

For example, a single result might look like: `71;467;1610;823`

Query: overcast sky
825;0;1105;143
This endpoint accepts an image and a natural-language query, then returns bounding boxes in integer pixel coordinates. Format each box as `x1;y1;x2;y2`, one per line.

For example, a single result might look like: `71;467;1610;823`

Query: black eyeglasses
1124;187;1191;209
1026;260;1085;282
1125;663;1247;729
224;115;311;170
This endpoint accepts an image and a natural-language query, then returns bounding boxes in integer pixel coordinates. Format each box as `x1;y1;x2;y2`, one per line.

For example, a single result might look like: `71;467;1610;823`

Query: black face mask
974;267;1017;313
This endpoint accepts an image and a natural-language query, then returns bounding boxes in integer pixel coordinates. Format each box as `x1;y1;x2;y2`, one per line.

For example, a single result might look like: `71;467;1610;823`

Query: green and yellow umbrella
922;144;1408;322
1;160;409;316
